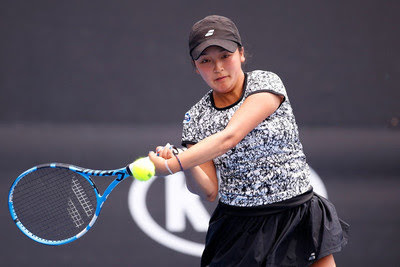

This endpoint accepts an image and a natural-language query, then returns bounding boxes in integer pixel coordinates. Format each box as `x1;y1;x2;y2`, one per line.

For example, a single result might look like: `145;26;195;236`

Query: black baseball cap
189;15;242;60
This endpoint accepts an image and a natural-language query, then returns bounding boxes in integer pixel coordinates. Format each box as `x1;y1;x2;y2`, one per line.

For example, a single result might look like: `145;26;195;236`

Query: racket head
8;163;100;245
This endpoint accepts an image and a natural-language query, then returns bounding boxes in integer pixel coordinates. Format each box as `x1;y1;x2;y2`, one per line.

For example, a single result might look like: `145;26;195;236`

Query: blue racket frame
8;163;132;245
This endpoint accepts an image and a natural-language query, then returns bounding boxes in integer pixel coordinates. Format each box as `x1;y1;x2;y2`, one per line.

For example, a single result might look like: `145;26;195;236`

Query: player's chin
213;85;233;94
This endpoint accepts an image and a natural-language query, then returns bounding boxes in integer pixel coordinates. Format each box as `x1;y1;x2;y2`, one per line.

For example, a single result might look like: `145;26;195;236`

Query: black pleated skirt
201;189;349;267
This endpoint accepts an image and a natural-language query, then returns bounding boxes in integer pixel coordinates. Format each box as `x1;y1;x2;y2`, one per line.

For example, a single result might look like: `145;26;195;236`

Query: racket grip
172;146;186;155
126;165;133;176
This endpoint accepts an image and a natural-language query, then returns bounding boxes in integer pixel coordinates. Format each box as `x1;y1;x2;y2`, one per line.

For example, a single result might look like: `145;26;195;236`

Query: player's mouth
215;76;228;82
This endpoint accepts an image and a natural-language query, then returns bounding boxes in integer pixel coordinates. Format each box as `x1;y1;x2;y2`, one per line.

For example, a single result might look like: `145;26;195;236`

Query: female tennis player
149;15;349;267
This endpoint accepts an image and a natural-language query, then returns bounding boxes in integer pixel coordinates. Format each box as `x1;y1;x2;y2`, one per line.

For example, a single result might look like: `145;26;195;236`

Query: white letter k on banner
165;173;210;232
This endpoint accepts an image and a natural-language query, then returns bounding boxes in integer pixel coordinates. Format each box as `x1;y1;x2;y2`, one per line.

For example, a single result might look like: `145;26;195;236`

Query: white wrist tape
164;159;173;175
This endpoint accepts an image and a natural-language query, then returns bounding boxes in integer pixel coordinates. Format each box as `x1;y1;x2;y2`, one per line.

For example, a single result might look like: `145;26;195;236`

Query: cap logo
205;29;214;37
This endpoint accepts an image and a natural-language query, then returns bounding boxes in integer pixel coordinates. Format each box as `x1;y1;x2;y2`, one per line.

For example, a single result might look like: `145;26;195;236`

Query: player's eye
221;53;231;59
199;58;210;64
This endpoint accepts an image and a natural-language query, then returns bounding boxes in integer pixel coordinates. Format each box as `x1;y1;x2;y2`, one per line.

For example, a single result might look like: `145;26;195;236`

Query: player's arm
149;92;282;183
170;93;281;165
183;144;218;201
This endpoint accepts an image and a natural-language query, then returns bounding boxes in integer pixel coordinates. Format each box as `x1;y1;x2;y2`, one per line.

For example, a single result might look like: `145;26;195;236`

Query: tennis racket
8;162;135;245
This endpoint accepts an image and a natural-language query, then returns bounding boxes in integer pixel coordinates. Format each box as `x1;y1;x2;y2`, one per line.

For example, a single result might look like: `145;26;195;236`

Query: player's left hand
155;143;174;159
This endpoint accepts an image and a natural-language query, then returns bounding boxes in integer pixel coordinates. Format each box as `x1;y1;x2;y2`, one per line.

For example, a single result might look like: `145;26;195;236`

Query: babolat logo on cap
183;112;191;123
205;29;214;37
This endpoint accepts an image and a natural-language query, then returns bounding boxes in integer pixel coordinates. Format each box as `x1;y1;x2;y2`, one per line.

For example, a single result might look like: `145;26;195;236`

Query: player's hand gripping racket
8;158;155;245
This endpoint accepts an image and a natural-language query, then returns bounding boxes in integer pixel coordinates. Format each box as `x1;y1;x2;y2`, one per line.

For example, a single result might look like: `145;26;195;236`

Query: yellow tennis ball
129;157;155;181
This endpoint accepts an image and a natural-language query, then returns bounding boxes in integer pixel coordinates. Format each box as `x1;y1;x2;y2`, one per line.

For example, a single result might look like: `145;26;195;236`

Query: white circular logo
128;167;327;257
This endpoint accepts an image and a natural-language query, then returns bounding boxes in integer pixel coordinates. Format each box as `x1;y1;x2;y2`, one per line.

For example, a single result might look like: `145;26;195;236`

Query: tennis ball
129;157;155;181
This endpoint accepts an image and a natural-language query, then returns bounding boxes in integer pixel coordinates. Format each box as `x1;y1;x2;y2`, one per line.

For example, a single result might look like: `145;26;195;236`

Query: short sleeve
247;71;288;104
181;109;198;147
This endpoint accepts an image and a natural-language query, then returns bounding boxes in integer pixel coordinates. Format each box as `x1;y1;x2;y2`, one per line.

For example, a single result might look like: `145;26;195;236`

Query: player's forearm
184;166;218;201
170;129;236;172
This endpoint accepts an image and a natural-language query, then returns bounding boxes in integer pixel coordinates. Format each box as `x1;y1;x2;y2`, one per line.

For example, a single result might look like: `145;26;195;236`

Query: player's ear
191;59;200;74
240;46;245;63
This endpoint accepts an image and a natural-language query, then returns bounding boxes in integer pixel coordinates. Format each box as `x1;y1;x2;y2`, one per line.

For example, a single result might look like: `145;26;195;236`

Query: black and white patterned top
181;70;311;207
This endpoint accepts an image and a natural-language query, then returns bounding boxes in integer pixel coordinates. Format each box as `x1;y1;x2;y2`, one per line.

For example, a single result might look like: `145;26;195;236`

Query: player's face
194;46;245;95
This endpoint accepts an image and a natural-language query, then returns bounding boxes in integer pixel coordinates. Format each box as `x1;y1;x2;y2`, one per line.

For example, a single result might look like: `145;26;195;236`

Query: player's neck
212;72;245;108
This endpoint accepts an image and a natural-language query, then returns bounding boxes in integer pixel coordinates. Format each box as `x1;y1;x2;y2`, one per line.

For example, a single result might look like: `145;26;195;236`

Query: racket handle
126;165;133;176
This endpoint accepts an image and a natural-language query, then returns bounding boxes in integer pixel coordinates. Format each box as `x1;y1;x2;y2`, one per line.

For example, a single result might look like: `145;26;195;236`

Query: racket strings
14;170;78;217
14;169;95;239
11;167;97;241
15;175;94;225
13;168;74;236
